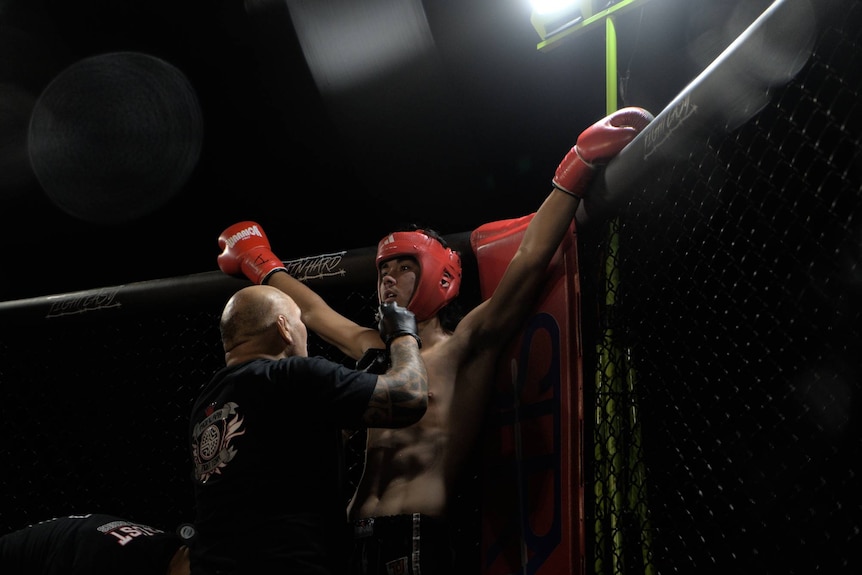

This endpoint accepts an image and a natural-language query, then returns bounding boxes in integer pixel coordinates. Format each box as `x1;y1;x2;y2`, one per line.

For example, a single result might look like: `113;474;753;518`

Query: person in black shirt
0;513;190;575
188;284;427;575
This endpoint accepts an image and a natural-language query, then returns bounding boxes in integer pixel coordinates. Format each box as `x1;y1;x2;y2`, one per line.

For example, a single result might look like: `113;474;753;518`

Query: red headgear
376;230;462;322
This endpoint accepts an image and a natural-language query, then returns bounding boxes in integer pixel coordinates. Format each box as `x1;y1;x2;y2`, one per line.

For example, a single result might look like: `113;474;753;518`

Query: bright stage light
531;0;579;16
530;0;584;40
530;0;653;49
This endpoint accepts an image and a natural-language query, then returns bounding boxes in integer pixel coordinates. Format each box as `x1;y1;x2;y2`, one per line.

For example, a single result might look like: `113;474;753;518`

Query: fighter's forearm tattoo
363;338;428;427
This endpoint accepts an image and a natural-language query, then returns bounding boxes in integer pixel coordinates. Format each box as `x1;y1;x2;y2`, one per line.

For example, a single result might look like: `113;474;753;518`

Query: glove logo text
223;224;264;248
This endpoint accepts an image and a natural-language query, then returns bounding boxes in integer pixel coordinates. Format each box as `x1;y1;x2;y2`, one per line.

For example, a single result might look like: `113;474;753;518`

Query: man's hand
378;302;421;349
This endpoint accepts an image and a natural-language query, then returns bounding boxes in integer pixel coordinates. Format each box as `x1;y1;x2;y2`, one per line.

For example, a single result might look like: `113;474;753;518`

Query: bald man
188;285;428;575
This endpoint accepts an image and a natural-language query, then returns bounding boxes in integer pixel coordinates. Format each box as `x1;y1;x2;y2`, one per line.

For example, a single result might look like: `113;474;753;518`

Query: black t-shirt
0;513;184;575
188;356;378;575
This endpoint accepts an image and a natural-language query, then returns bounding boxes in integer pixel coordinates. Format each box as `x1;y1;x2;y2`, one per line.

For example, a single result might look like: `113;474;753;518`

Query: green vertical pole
625;347;655;575
593;12;653;575
593;16;621;575
606;17;618;114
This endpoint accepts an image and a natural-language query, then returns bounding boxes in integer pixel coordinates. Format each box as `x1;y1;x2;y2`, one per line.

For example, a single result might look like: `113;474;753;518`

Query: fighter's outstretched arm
462;107;654;343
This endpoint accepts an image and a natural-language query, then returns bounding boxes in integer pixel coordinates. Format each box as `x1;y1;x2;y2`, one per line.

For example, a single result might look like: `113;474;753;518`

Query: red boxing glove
552;106;654;199
217;221;286;284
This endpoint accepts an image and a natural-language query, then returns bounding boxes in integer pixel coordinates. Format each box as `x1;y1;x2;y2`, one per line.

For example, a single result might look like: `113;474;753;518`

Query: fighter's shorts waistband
352;513;448;539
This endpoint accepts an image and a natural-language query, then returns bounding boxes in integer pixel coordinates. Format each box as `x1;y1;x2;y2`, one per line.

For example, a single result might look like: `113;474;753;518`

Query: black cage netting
578;1;862;574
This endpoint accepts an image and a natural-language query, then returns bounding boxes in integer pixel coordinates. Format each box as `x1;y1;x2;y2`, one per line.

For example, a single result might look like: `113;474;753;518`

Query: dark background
2;2;859;573
0;0;764;301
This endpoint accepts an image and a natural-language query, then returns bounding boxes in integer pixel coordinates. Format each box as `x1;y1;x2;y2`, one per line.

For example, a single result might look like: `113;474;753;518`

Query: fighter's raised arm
455;107;654;350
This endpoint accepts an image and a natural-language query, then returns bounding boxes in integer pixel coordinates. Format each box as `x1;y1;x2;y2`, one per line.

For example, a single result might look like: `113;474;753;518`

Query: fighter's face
378;256;419;309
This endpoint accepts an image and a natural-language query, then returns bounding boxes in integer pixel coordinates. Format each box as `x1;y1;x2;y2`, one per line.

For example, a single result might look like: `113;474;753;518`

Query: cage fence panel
579;2;861;573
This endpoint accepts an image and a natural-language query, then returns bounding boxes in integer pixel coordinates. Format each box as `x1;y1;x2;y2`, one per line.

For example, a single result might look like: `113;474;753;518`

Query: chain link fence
580;2;861;572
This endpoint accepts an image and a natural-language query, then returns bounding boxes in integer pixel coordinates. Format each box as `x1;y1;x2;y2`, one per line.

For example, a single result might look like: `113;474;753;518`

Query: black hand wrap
377;302;422;349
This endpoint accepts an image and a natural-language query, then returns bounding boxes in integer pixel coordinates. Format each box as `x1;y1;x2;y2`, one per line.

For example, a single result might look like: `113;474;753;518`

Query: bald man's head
220;285;307;363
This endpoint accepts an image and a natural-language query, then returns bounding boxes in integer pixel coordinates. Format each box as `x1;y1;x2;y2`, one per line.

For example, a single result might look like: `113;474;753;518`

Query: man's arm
217;221;383;360
363;302;428;427
364;336;428;427
460;107;654;343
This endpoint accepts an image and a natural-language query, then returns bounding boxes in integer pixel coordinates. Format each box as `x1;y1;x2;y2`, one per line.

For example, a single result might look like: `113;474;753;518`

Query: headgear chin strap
376;230;462;322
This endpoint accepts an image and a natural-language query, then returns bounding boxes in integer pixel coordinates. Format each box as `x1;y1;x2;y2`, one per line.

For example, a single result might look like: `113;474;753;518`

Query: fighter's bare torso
348;323;498;519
